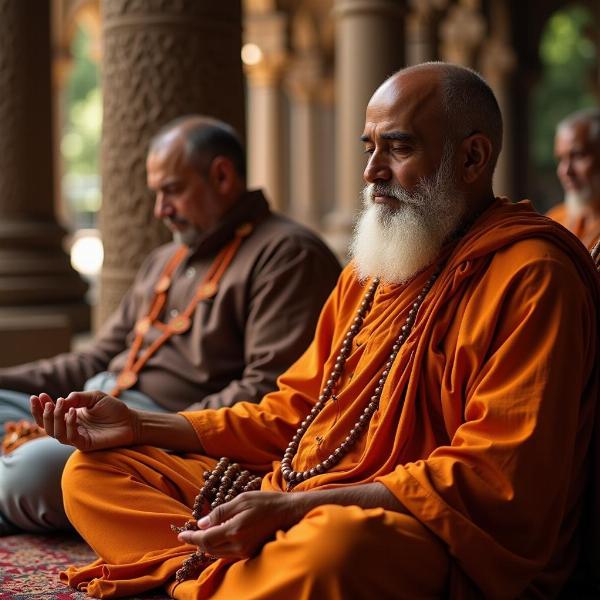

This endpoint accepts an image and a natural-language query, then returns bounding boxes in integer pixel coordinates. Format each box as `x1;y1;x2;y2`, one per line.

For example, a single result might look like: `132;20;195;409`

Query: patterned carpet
0;534;170;599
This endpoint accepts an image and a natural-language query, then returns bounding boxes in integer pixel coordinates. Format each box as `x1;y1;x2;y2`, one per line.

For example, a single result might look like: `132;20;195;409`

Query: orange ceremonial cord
110;223;253;396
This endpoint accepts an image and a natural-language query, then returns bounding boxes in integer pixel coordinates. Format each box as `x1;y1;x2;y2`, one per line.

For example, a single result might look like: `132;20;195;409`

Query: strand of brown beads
281;269;440;490
171;457;262;582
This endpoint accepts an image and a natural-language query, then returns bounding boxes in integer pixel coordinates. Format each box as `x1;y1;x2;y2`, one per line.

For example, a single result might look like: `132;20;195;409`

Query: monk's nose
364;153;391;184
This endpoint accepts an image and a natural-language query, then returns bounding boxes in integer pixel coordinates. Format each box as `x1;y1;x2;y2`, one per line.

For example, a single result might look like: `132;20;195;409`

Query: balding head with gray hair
149;115;246;180
557;107;600;147
552;105;600;225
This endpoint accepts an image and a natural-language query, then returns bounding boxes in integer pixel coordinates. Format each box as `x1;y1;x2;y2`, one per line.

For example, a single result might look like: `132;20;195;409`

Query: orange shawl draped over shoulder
547;202;600;250
187;198;600;597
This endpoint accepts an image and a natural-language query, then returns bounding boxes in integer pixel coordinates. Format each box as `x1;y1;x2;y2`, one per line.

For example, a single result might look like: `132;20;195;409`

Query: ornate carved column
406;0;448;65
99;0;245;326
327;0;405;258
285;10;333;229
0;0;89;365
480;0;516;198
243;9;288;211
439;0;486;68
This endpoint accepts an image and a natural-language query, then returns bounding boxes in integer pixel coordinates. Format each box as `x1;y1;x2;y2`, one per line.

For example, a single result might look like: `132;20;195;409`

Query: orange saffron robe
546;202;600;250
62;199;600;598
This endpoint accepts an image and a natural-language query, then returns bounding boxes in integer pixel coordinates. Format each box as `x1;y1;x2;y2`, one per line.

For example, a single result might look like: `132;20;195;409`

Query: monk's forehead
364;70;445;137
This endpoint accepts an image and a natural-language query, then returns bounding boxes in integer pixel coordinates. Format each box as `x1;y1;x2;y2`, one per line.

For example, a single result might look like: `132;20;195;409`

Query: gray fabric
0;373;168;534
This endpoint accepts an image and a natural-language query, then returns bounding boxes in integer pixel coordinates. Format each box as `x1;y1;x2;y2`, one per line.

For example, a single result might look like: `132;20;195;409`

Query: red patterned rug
0;534;170;599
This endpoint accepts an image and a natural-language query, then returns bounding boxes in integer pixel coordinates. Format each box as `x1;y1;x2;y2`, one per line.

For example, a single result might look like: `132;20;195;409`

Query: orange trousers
61;447;450;599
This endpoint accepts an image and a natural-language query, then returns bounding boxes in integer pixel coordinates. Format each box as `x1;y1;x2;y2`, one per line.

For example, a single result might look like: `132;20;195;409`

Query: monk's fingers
42;397;58;436
65;390;106;409
195;520;253;558
65;407;88;449
30;395;45;427
52;397;69;442
177;524;223;550
30;393;55;428
177;527;232;556
201;491;259;528
178;528;206;549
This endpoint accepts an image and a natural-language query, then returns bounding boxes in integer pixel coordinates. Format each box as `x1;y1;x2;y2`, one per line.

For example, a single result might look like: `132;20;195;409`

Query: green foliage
61;26;102;221
531;3;597;170
66;26;99;108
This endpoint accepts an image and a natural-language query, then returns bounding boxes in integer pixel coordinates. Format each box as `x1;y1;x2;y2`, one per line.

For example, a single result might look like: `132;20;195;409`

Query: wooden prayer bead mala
281;270;440;489
172;270;439;582
171;457;262;582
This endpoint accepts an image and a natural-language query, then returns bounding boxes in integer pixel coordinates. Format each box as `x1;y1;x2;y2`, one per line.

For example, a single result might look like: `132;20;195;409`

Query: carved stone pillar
286;62;322;228
0;0;89;365
99;0;245;326
439;0;486;68
244;10;288;211
327;0;405;258
406;0;448;65
480;0;516;198
286;10;333;229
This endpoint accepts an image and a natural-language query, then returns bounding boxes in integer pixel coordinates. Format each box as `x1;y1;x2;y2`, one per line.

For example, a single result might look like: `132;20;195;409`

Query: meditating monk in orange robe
547;107;600;249
32;63;600;599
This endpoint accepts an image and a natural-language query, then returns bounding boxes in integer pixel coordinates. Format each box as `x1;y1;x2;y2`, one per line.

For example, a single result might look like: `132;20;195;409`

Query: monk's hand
30;390;138;452
177;491;300;560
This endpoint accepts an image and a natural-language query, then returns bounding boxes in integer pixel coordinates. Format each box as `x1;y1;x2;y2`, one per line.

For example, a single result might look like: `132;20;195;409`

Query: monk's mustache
367;183;421;206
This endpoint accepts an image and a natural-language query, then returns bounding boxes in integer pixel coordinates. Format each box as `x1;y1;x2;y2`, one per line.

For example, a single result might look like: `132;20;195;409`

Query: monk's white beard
350;148;466;285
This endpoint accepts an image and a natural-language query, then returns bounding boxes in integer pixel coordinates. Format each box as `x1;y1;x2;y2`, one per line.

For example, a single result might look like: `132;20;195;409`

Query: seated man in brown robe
0;115;340;535
33;63;600;598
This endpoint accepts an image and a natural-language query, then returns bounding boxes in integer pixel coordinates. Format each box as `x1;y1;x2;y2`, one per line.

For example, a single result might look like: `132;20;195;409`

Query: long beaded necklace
281;268;440;489
171;267;440;582
110;223;253;397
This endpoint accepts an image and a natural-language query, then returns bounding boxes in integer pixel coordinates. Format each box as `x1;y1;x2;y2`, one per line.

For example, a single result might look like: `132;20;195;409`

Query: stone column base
0;313;72;367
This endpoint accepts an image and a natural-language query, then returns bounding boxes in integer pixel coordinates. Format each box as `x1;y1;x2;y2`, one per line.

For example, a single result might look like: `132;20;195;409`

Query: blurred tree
531;3;597;171
61;25;102;228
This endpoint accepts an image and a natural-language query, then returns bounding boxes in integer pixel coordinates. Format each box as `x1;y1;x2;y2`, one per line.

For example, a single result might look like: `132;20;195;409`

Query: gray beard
566;190;594;212
350;145;466;284
172;229;202;247
165;218;203;247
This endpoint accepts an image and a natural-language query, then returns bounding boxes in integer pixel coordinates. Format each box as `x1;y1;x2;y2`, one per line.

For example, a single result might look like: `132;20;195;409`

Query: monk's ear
207;156;237;194
458;133;493;184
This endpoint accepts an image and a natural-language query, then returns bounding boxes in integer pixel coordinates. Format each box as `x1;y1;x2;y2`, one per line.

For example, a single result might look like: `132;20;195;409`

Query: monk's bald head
376;63;503;175
149;115;246;180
